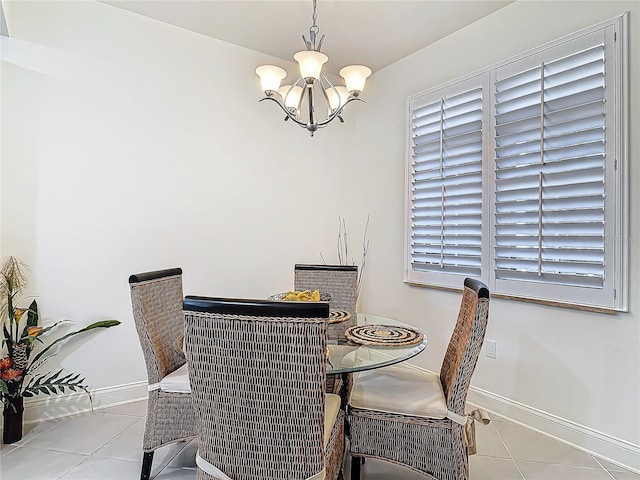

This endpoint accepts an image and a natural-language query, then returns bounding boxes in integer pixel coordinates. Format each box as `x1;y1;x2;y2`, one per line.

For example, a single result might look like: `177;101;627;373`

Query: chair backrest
294;264;358;339
439;278;490;415
129;268;185;384
183;296;330;480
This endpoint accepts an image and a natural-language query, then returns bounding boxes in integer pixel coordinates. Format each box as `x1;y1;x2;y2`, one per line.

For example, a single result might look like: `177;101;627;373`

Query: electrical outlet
485;340;496;359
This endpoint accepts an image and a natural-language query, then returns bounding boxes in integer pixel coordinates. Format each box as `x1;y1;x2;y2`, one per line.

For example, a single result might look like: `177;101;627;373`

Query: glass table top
326;313;428;374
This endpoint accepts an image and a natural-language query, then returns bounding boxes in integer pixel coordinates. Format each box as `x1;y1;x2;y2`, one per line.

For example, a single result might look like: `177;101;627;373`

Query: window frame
404;13;629;312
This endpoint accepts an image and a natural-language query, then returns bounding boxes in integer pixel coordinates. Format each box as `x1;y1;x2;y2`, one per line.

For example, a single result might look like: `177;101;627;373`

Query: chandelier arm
319;73;335;107
307;85;315;127
259;97;308;128
302;35;311;50
320;72;335;89
316;97;364;127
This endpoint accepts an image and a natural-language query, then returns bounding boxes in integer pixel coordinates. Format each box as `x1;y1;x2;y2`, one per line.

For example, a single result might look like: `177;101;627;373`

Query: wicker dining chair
294;264;358;397
183;296;345;480
129;268;197;480
348;278;490;480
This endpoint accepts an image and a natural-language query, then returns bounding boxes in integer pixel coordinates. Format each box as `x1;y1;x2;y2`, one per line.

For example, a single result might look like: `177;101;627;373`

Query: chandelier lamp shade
255;0;372;136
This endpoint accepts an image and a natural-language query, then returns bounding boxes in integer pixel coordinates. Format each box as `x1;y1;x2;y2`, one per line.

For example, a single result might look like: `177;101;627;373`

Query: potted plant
0;256;120;444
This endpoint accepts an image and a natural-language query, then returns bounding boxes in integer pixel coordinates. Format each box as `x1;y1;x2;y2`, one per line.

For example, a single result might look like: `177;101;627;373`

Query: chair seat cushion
349;363;448;419
324;393;341;447
160;363;191;393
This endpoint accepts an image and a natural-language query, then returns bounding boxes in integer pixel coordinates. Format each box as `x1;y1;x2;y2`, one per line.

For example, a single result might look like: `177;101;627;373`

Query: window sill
405;281;618;315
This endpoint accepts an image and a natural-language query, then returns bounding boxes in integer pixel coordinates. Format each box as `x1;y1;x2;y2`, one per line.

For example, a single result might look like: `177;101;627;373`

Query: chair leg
141;451;154;480
351;456;361;480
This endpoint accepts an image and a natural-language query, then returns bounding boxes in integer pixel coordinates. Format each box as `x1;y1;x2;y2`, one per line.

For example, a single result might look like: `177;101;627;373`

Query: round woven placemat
328;310;351;324
345;324;424;346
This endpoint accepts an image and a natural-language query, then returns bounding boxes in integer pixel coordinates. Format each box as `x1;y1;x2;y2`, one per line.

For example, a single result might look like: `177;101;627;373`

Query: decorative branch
357;216;370;297
321;214;370;298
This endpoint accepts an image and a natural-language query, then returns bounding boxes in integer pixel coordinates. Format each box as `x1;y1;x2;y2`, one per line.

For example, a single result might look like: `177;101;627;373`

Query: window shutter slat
493;41;606;288
410;85;483;277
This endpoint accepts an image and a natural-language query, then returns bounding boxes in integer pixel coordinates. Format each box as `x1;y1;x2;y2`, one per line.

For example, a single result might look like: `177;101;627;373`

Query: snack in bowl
268;290;332;302
284;289;321;301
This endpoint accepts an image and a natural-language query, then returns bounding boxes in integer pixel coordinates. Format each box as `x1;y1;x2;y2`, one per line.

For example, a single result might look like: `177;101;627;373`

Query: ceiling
101;0;514;75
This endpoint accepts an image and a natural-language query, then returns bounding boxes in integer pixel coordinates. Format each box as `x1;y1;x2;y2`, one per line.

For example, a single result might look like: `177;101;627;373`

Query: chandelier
255;0;371;136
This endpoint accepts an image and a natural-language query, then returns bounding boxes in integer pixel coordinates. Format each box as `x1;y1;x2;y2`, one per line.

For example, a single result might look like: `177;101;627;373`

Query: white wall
353;0;639;470
1;0;360;403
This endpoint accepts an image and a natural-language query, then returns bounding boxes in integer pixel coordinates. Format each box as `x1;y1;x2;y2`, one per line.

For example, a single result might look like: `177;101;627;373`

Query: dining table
326;312;427;410
327;312;427;374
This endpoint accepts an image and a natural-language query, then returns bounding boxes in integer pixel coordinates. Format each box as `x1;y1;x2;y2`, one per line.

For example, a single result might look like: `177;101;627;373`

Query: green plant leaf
3;325;14;355
0;380;9;395
23;368;90;399
46;369;62;382
37;319;71;337
30;320;120;366
26;300;39;328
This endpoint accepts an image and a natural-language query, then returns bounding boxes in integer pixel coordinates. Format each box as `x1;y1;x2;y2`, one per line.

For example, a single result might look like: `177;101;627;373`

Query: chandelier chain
310;0;319;34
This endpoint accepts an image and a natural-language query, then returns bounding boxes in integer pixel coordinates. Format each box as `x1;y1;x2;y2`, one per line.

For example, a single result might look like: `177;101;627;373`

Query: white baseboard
467;386;640;474
21;381;148;424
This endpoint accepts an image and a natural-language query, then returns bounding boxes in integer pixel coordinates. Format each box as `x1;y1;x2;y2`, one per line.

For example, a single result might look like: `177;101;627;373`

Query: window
405;15;628;311
408;77;486;281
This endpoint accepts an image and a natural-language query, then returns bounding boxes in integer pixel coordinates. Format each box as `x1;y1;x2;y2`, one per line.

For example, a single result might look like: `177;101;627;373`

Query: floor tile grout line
513;459;625;469
490;414;638;474
491;418;626;472
55;453;96;480
2;443;93;457
491;420;527;480
479;420;514;461
85;425;139;457
592;457;623;480
592;454;640;475
474;452;521;461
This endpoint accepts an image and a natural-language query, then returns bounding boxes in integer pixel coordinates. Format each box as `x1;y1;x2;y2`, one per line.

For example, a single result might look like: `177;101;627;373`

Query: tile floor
1;400;638;480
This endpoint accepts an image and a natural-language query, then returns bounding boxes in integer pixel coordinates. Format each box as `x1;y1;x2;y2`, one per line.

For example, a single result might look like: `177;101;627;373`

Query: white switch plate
485;340;496;359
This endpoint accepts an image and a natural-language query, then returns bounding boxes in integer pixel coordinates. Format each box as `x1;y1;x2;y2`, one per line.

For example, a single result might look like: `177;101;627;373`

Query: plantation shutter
405;18;625;310
493;32;607;290
408;78;484;285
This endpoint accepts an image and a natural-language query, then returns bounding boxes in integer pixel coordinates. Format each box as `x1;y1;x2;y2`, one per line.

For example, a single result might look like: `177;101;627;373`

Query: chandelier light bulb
278;85;304;110
294;51;329;81
326;86;350;111
339;65;372;96
255;65;287;94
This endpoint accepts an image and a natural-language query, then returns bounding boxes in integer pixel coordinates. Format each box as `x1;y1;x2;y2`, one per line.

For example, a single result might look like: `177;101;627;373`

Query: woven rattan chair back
129;268;186;384
294;264;358;340
439;278;490;415
129;268;197;480
183;297;331;480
